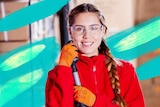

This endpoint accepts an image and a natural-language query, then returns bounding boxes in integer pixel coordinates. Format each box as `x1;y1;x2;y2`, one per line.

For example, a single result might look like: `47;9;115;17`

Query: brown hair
68;3;127;107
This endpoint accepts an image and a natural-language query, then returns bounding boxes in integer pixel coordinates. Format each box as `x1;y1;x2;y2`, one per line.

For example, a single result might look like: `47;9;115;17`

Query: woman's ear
101;29;106;38
101;26;107;38
68;27;74;39
103;26;107;34
68;27;72;35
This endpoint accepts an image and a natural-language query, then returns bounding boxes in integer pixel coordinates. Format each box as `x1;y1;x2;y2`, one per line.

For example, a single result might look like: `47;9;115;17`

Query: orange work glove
74;86;96;107
58;42;78;67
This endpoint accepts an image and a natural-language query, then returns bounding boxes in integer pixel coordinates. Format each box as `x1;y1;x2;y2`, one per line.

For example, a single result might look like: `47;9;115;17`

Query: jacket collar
78;53;105;65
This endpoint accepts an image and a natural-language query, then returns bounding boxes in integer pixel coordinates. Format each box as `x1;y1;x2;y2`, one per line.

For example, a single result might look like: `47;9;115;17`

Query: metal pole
58;4;69;49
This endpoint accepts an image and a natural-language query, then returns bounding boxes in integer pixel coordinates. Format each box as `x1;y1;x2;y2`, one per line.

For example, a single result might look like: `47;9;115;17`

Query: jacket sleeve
119;61;145;107
45;66;75;107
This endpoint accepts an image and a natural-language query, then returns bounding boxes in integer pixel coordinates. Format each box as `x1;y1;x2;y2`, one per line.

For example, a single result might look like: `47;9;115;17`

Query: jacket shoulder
115;59;136;77
115;58;135;68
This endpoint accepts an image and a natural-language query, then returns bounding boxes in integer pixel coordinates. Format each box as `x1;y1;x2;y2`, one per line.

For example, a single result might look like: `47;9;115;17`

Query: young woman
45;3;145;107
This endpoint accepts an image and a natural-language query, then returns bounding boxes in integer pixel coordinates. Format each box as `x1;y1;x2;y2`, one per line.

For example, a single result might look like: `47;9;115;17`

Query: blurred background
0;0;160;107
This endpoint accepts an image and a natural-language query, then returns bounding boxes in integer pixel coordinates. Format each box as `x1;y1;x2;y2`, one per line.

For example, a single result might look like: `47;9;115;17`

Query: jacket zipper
93;65;98;94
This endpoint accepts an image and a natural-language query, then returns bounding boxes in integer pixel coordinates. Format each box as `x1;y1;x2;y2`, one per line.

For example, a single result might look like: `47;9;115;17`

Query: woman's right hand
58;42;78;67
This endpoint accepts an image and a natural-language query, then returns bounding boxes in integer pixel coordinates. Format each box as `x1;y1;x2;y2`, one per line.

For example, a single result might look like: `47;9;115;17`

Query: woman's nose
83;29;90;39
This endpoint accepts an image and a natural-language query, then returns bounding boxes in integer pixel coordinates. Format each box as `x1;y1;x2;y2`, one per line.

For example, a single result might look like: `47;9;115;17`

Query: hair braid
99;40;127;107
68;3;127;107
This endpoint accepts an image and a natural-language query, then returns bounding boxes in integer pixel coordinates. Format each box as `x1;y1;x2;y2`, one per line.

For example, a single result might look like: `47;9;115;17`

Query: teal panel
106;16;160;80
107;16;160;60
0;37;60;107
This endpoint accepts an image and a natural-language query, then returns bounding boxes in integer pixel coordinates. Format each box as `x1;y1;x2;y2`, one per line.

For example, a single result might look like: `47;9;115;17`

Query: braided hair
68;3;127;107
99;40;127;107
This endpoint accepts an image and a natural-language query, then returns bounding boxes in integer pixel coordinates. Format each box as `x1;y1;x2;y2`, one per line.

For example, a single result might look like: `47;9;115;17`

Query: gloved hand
58;42;78;67
74;86;96;107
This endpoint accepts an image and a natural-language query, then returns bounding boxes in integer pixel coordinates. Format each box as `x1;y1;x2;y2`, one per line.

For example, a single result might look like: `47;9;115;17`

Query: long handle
72;57;81;86
71;57;87;107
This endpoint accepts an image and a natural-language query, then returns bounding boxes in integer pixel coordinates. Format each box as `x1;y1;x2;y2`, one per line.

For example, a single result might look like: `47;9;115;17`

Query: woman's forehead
73;12;100;25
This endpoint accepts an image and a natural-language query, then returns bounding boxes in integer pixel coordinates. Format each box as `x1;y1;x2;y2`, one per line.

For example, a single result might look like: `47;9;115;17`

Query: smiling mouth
82;42;93;46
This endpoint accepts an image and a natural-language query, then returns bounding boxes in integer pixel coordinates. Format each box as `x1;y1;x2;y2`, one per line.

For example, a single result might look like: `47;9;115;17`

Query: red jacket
45;54;145;107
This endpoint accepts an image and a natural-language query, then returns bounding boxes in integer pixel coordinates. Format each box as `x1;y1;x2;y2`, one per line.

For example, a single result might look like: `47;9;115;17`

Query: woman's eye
90;26;98;30
75;27;83;31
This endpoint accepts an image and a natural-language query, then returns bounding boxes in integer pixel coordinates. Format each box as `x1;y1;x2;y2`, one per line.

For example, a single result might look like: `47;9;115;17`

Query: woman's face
69;12;105;57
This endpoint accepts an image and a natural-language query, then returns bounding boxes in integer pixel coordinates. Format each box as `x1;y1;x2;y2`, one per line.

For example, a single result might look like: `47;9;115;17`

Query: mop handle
71;57;87;107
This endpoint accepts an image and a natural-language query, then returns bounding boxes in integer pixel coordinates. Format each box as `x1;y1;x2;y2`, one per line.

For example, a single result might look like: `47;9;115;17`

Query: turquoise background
0;0;159;106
